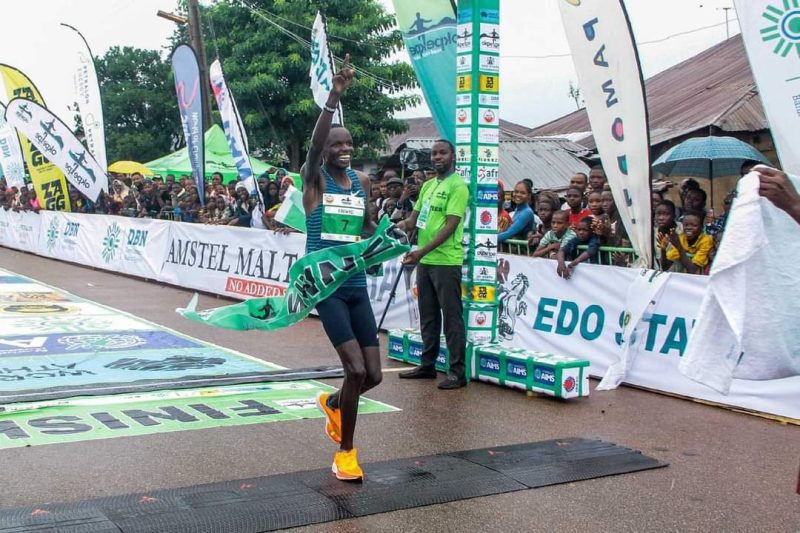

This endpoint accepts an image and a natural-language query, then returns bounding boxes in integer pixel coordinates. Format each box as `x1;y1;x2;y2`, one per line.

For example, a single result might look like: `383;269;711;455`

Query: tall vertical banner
5;98;107;202
209;60;256;196
456;0;500;347
0;103;26;189
734;0;800;174
0;64;71;211
309;12;343;125
558;0;653;267
392;0;457;142
171;45;205;205
61;24;108;176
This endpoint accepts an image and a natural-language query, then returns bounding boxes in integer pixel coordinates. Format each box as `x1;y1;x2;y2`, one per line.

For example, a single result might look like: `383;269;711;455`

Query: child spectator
595;190;630;247
587;190;604;217
527;197;556;248
499;180;537;243
533;210;575;258
557;216;600;279
659;210;713;274
564;187;592;228
654;200;682;270
203;195;234;224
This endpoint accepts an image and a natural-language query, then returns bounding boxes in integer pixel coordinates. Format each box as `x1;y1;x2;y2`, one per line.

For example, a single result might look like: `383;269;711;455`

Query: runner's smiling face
324;128;353;170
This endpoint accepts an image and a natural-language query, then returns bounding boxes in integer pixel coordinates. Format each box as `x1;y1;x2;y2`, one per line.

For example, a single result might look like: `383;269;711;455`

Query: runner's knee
364;368;382;389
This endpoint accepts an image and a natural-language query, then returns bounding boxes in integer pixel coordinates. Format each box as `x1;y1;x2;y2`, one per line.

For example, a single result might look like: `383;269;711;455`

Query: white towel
679;172;800;394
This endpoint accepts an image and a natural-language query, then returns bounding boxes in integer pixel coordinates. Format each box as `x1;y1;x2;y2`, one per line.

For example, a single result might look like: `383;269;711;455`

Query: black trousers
416;264;466;380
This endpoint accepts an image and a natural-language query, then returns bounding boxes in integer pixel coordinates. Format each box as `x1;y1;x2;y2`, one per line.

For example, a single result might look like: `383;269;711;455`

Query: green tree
192;0;419;170
96;46;182;163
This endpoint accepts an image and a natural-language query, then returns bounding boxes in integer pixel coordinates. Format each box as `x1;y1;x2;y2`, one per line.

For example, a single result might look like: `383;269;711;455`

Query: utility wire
504;20;735;59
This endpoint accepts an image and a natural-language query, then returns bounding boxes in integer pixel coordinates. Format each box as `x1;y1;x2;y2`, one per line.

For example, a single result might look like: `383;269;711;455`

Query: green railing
501;238;637;266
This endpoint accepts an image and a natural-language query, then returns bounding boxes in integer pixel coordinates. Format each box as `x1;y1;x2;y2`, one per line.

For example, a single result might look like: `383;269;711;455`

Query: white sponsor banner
455;108;472;126
0;103;25;189
0;212;796;419
456;93;472;106
734;0;800;174
495;255;799;420
0;209;40;253
160;222;305;300
479;54;499;73
479;23;501;52
558;0;652;267
309;12;343;124
5;98;107;201
62;24;108;172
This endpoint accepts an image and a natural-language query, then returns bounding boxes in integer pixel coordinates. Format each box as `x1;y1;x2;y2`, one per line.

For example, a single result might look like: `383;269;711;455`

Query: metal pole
188;0;213;131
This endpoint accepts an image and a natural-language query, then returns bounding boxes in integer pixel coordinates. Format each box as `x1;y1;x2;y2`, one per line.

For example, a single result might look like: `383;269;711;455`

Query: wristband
323;104;338;114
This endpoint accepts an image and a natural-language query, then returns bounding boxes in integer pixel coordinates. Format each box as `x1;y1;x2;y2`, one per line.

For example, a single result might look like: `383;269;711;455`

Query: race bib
321;193;365;242
416;200;431;229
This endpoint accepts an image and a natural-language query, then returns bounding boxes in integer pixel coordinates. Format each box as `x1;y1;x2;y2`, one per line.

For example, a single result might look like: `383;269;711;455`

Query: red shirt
568;208;592;228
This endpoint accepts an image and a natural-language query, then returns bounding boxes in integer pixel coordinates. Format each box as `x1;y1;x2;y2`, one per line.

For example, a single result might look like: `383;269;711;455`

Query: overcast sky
0;0;740;133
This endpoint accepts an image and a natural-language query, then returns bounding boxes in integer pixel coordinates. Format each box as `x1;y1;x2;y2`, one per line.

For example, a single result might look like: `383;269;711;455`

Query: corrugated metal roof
385;116;533;154
499;139;590;191
528;35;766;149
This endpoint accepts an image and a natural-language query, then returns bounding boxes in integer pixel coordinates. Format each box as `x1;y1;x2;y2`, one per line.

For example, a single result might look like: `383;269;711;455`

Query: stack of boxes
388;329;590;399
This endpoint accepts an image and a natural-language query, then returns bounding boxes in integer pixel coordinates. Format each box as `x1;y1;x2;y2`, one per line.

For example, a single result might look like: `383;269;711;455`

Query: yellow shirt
666;233;713;267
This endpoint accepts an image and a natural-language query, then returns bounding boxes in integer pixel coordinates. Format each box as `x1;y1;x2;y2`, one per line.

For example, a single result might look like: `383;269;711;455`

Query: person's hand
273;227;294;236
403;249;423;265
668;230;680;248
387;223;409;244
612;252;629;267
656;231;670;250
754;165;800;220
557;261;572;279
527;231;542;247
331;54;354;95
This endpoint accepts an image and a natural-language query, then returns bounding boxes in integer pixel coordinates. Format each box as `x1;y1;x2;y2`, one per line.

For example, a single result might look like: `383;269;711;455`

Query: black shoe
399;366;437;379
437;375;467;389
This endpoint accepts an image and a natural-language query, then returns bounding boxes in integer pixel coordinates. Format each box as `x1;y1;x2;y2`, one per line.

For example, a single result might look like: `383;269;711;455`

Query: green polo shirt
414;172;469;266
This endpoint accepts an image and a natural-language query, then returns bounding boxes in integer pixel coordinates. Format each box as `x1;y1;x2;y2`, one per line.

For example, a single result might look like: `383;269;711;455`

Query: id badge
416;201;431;229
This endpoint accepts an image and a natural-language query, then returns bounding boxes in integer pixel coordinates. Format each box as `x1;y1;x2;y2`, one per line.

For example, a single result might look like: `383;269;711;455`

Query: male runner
305;55;381;481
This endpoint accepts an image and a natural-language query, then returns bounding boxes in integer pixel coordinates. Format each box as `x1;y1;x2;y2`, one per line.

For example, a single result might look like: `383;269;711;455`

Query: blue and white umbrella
652;136;770;179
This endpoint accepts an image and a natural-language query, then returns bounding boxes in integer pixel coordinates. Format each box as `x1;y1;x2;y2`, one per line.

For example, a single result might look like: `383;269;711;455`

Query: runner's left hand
403;250;423;265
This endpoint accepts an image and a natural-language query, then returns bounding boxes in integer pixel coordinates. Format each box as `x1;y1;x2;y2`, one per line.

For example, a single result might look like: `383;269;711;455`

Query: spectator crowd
0;158;756;276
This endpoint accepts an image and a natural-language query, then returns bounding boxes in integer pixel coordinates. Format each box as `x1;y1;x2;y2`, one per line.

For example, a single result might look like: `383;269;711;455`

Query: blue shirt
499;203;535;243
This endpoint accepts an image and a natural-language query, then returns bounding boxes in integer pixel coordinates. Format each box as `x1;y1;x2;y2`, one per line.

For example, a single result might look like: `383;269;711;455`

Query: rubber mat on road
0;438;666;532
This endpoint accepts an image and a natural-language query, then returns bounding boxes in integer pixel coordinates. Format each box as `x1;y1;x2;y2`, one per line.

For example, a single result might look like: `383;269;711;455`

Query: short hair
577;215;594;227
686;187;707;204
551;210;569;222
587;190;603;199
740;160;760;176
681;210;704;222
522;178;534;189
591;164;604;171
572;172;588;183
656;200;677;217
434;138;455;154
681;178;700;191
566;187;583;196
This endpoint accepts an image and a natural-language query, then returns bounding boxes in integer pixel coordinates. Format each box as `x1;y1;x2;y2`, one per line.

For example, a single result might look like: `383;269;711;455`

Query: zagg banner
0;103;26;190
734;0;800;174
558;0;652;266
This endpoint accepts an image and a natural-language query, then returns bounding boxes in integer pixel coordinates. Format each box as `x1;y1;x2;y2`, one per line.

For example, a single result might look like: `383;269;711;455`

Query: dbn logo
64;222;80;238
127;229;149;247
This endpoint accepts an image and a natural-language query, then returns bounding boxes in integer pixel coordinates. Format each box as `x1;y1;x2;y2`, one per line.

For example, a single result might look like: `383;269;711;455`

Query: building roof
385;116;533;154
499;138;590;191
528;35;767;149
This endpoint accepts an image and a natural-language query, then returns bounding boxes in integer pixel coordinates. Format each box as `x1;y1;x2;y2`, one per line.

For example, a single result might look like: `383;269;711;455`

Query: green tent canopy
145;125;279;183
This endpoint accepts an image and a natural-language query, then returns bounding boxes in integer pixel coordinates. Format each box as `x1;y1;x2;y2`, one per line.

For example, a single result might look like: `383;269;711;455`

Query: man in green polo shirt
397;139;469;389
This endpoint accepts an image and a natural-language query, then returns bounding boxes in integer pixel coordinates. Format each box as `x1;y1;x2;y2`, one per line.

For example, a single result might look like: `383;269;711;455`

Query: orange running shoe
316;391;341;444
332;448;364;481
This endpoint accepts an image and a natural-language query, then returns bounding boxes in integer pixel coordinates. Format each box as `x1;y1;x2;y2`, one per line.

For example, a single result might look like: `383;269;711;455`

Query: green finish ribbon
177;217;410;330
